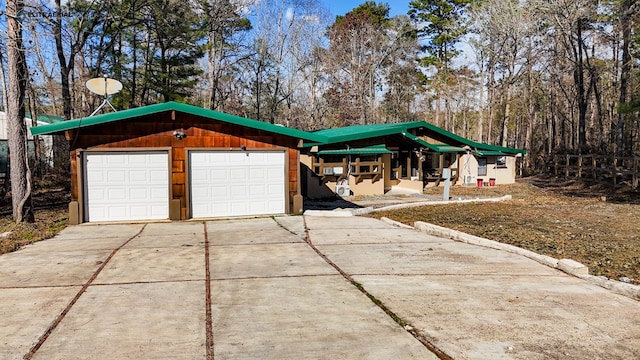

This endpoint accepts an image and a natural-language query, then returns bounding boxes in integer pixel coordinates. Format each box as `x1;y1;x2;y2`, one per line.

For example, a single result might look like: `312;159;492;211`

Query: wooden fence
546;154;639;189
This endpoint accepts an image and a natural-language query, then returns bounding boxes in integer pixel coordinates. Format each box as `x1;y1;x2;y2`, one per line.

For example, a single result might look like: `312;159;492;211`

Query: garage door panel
249;168;265;178
129;170;148;182
150;170;168;182
190;151;285;218
230;185;248;196
191;169;209;182
130;206;149;217
85;152;169;222
249;184;265;196
211;169;227;181
267;184;283;195
107;188;128;200
191;186;210;198
230;168;247;180
106;155;126;164
229;153;247;162
130;189;149;200
108;171;126;182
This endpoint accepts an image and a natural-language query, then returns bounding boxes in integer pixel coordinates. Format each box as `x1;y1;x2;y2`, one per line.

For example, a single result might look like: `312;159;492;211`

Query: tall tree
382;16;423;123
325;1;391;125
616;0;633;156
409;0;473;129
53;0;110;120
470;0;534;147
248;0;324;124
200;0;252;111
325;1;417;126
147;0;206;102
6;0;34;222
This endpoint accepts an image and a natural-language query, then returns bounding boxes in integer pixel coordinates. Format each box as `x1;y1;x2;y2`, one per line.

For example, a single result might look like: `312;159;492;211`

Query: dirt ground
0;188;69;254
370;175;640;285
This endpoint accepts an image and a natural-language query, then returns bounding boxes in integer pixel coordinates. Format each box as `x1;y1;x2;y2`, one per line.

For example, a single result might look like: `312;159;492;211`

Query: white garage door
85;152;170;222
190;151;286;218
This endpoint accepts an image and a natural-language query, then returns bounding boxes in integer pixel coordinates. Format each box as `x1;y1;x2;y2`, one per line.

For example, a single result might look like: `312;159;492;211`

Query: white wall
459;153;517;185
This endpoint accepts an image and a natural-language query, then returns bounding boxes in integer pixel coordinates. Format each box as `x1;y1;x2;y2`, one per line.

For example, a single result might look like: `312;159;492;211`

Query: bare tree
200;0;253;111
53;0;109;120
6;0;34;222
470;0;534;147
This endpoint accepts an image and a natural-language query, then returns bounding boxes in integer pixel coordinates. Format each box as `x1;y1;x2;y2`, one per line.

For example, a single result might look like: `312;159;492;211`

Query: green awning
427;144;466;153
474;150;506;156
317;144;392;155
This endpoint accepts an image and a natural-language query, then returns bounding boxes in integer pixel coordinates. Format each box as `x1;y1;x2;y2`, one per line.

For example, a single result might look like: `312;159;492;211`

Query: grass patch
0;207;68;255
369;176;640;284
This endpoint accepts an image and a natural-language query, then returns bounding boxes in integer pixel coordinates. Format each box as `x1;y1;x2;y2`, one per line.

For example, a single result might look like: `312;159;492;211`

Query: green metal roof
428;144;466;153
474;150;507;156
400;132;464;153
311;121;526;155
313;122;425;144
317;144;392;155
29;101;327;143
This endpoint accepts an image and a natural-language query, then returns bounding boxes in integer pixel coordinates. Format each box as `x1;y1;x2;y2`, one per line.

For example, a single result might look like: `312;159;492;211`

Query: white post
442;168;451;200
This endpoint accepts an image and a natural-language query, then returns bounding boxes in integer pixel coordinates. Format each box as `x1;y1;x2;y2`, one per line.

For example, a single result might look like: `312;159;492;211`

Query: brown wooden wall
67;111;301;220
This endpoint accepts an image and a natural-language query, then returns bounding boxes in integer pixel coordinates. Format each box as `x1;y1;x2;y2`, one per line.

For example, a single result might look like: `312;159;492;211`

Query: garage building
30;102;324;224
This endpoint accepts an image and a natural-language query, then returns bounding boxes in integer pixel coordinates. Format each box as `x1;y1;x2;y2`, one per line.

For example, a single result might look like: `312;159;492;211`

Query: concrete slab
3;215;638;359
0;286;79;359
95;247;205;284
309;227;446;245
53;224;145;240
305;216;391;230
210;243;336;279
315;242;560;276
209;228;303;245
353;275;640;359
205;217;280;232
125;233;205;248
140;221;206;236
272;215;306;238
0;248;111;287
33;281;206;360
211;276;438;359
21;236;126;252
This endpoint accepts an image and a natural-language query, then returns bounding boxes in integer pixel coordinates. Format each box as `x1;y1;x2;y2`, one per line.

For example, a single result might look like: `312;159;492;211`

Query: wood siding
68;112;301;220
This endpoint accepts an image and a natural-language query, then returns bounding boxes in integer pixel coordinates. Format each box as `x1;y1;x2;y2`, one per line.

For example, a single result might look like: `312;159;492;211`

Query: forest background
1;0;640;173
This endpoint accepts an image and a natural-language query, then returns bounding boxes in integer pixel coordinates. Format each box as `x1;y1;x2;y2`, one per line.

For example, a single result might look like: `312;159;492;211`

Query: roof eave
29;102;327;143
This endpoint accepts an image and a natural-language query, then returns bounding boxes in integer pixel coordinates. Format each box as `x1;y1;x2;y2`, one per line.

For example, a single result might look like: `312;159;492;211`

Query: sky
323;0;411;18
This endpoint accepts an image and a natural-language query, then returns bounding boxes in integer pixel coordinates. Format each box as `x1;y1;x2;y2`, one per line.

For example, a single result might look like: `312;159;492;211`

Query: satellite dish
86;77;123;96
85;76;123;116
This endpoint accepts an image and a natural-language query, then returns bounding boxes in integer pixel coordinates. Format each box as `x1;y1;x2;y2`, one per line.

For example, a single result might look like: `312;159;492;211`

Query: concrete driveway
0;216;638;359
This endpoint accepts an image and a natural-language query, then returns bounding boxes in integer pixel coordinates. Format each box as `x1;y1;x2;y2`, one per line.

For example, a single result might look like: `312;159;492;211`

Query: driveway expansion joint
90;279;205;286
23;224;148;360
210;274;340;282
302;217;454;360
204;222;214;360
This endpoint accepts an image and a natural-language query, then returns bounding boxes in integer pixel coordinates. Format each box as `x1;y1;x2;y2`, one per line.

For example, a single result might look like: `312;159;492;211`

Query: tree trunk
617;0;632;156
575;19;588;154
6;0;34;223
502;85;511;147
54;0;72;121
477;67;485;143
27;81;41;178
